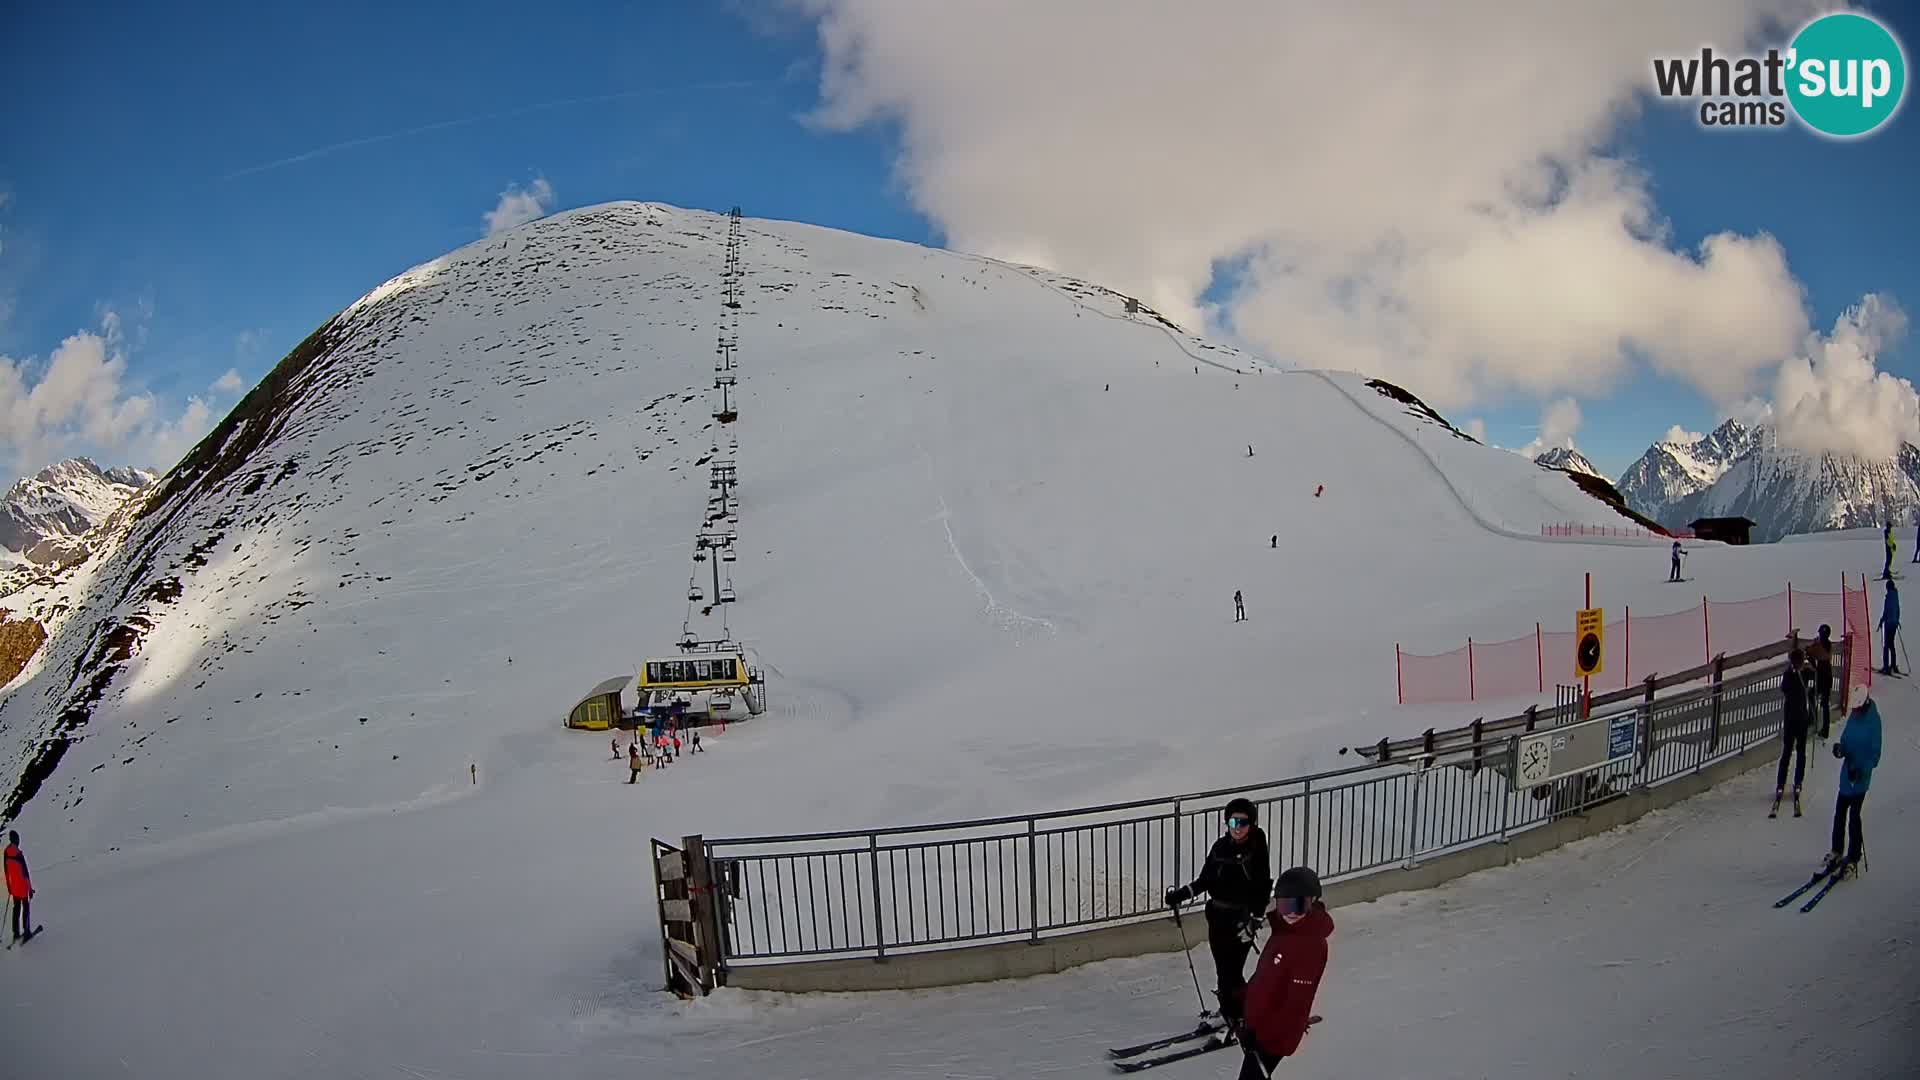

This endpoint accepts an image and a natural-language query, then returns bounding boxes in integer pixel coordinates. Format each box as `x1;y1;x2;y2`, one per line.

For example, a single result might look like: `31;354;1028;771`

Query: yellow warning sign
1575;607;1605;678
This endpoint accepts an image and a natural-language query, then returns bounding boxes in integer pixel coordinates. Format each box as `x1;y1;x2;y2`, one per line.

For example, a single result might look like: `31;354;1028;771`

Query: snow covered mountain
1616;419;1758;524
4;202;1907;1080
1676;431;1920;542
0;200;1663;853
0;457;158;563
1533;446;1600;477
1621;421;1920;542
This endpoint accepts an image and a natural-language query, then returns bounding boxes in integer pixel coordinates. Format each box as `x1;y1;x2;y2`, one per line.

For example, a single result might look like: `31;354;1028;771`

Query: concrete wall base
721;741;1776;994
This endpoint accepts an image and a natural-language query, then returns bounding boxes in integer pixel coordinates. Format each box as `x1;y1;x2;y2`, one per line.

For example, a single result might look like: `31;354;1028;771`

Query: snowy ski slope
0;203;1910;1078
0;201;1715;857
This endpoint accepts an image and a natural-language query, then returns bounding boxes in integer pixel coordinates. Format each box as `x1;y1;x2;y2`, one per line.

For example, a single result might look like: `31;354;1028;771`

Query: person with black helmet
1238;866;1333;1079
1164;798;1272;1030
1771;647;1811;818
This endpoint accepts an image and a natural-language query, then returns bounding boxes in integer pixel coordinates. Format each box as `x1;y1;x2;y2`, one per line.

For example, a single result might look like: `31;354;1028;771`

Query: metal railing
696;658;1797;974
1369;632;1850;762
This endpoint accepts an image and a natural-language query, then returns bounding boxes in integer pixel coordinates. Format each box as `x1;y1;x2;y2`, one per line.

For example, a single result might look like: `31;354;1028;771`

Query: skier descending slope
1165;798;1272;1031
1824;689;1883;879
1236;867;1333;1079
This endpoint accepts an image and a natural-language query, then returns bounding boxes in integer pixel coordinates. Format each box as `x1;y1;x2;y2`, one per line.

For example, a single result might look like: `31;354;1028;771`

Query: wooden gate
651;835;724;996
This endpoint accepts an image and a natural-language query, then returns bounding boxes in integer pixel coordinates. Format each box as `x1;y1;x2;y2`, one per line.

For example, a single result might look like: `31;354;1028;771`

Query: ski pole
1170;903;1209;1017
1901;627;1911;674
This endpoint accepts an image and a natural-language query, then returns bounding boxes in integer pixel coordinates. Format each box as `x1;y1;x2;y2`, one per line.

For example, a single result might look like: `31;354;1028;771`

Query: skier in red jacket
1236;866;1332;1078
5;830;34;942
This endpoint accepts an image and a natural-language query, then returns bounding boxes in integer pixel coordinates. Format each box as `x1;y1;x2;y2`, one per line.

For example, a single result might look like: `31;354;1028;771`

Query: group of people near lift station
1774;612;1886;880
1162;799;1330;1079
616;716;705;782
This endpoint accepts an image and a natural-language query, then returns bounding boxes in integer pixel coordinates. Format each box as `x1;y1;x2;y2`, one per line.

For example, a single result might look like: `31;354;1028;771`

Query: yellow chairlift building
566;675;634;731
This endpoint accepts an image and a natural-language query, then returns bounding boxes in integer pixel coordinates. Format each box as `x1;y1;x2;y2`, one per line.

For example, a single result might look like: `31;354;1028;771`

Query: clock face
1518;736;1552;784
1578;633;1601;673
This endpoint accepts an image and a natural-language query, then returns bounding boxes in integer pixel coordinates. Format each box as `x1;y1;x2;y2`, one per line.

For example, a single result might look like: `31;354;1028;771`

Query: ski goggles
1225;815;1252;829
1275;895;1313;916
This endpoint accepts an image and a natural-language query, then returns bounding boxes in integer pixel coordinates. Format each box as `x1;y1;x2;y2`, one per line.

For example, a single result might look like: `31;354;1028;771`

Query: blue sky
1;2;1915;481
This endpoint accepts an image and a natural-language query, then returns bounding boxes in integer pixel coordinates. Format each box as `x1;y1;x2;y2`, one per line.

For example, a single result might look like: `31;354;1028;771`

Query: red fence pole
1839;578;1853;713
1863;573;1874;690
1535;622;1543;692
1787;582;1794;636
1467;638;1476;702
1396;644;1403;704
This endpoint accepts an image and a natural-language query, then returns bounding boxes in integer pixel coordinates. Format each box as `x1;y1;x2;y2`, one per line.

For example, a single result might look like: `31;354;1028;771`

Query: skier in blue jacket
1823;690;1883;877
1877;580;1900;675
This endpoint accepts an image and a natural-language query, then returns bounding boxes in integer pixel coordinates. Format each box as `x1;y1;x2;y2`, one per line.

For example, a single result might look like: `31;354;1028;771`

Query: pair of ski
3;924;43;950
1108;1015;1320;1073
1775;865;1847;913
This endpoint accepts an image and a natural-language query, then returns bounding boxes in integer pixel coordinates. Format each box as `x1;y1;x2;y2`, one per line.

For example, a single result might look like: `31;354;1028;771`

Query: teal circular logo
1786;13;1907;137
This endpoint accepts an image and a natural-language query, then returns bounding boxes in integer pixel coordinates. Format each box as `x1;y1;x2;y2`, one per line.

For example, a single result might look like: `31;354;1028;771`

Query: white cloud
1517;396;1584;458
235;328;271;362
212;369;246;395
1770;294;1916;460
1463;417;1488;444
483;176;556;236
139;396;215;471
1663;425;1705;445
793;0;1831;412
0;308;225;476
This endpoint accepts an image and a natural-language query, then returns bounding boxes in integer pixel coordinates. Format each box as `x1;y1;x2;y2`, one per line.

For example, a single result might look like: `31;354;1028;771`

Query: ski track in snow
915;429;1057;640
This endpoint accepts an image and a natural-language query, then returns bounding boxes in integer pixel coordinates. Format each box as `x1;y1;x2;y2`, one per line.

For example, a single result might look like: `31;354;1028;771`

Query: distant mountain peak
1533;446;1600;478
0;457;158;563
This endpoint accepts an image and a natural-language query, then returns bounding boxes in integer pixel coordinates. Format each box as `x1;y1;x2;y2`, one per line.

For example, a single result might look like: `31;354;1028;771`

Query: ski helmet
1275;866;1322;902
1223;797;1258;826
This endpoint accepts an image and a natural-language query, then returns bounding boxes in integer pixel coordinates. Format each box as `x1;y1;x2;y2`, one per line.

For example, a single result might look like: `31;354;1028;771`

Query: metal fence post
1026;816;1040;944
868;832;886;962
1705;654;1725;768
1640;676;1657;775
1300;781;1312;867
1171;799;1183;888
1403;766;1423;868
1499;736;1517;842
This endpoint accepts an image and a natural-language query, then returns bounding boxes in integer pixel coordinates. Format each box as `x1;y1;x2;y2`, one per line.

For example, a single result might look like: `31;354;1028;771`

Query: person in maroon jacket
1236;866;1332;1079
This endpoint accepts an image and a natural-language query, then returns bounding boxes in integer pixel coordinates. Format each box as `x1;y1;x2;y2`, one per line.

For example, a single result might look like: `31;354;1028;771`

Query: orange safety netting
1397;582;1863;705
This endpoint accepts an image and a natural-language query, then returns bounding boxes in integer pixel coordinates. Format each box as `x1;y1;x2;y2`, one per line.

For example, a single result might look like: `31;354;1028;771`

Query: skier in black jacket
1164;797;1273;1029
1772;648;1811;818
